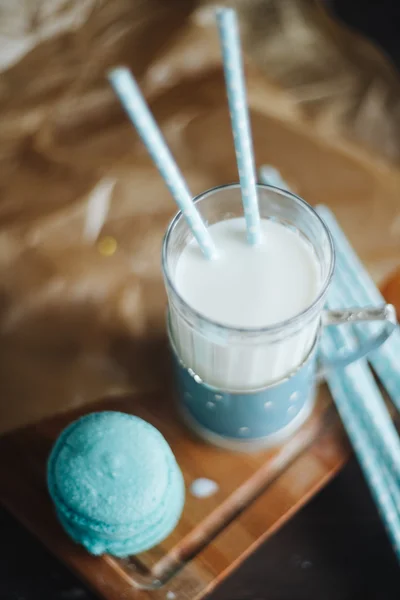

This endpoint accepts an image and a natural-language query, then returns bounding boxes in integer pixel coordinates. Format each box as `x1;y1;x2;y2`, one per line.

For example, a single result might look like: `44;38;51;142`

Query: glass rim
162;182;335;334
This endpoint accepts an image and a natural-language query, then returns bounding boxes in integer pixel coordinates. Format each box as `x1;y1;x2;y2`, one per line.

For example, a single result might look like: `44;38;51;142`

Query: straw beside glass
319;220;400;560
216;8;262;245
108;68;218;261
320;329;400;560
316;205;400;412
259;165;400;559
325;284;400;488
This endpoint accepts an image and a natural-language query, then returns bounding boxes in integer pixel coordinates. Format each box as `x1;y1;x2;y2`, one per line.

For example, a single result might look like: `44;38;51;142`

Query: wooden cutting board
0;385;348;600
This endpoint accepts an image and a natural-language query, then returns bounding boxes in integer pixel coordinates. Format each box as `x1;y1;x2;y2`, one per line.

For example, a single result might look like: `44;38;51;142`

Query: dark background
1;2;400;598
330;0;400;70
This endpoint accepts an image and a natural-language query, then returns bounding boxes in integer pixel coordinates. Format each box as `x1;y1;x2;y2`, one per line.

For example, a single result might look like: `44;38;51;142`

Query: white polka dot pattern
108;68;218;260
216;8;261;246
238;426;250;436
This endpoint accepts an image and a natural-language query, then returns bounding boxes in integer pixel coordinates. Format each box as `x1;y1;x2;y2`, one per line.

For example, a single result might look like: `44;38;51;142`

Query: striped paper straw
316;205;388;305
216;8;261;245
257;168;400;554
108;68;218;260
316;206;400;411
326;283;400;487
332;259;400;410
321;329;400;560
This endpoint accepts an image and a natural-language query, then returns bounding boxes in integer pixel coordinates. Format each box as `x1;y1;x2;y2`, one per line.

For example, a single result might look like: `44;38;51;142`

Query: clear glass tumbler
162;184;395;449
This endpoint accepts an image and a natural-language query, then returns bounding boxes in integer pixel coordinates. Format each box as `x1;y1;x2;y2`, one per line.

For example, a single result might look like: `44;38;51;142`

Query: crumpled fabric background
0;0;399;433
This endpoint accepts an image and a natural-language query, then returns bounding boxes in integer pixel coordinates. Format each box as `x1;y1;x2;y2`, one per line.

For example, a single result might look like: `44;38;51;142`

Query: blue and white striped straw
320;330;400;560
316;205;400;411
257;166;400;557
326;283;400;488
216;8;261;245
108;68;218;260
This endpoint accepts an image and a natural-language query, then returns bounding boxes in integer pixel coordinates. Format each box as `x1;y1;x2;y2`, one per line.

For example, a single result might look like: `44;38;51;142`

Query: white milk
170;218;321;390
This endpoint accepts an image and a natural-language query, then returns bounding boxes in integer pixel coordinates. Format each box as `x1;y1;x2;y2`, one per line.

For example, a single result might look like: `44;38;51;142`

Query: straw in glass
108;68;218;260
216;8;261;245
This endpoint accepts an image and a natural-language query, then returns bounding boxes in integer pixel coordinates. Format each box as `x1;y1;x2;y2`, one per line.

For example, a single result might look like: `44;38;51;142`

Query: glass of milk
162;184;395;450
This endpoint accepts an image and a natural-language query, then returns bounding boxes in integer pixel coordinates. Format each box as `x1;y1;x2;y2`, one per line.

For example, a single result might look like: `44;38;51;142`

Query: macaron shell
47;411;186;557
50;450;181;538
56;465;185;557
48;412;172;526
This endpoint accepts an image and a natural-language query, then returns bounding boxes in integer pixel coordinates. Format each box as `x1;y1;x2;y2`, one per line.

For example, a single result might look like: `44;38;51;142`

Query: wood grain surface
0;385;348;600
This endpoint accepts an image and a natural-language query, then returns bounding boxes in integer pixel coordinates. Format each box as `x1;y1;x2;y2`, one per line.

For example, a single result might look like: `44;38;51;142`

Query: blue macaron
47;411;185;557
